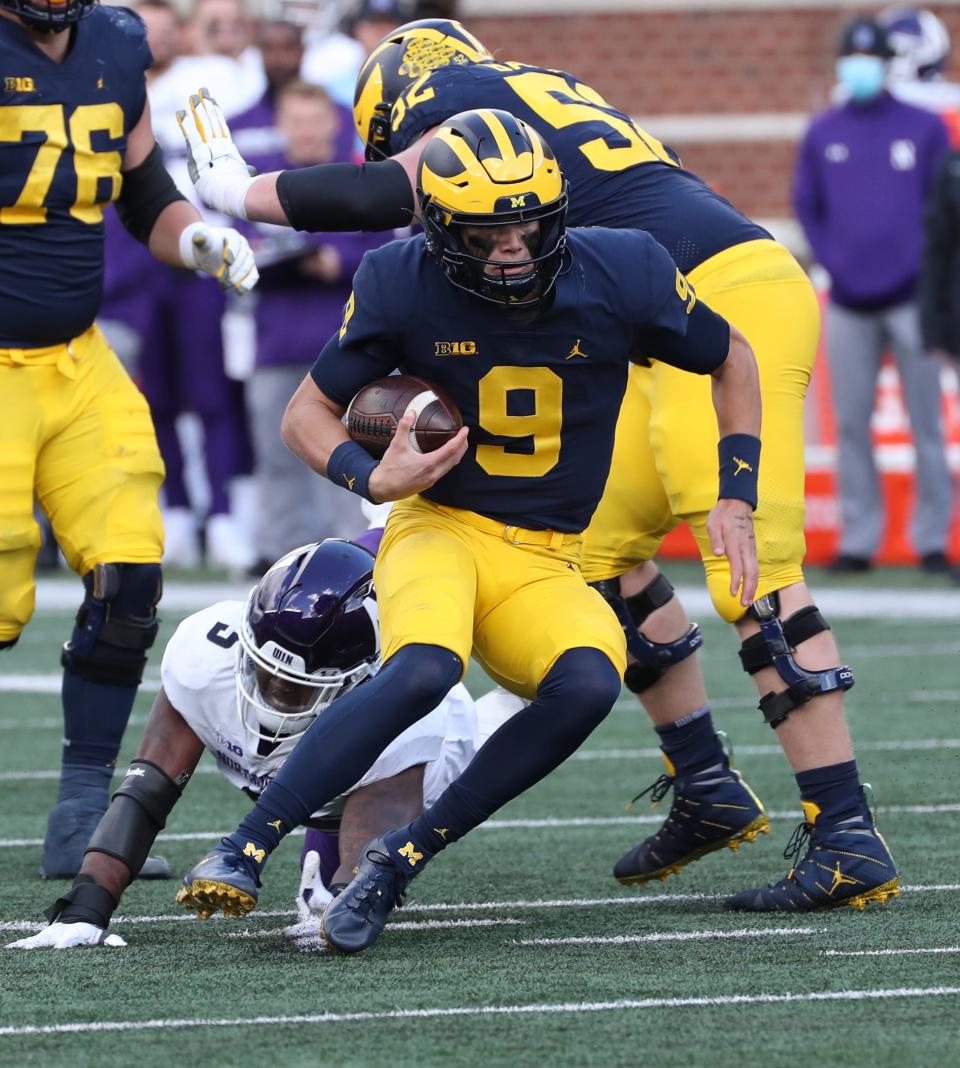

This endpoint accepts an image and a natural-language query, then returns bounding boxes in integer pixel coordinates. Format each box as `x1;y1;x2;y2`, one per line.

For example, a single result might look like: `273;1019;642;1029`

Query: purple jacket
793;91;949;309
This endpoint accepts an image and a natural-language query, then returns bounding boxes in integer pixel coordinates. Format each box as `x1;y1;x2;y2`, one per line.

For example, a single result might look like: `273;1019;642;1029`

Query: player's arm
7;691;203;950
120;97;258;295
177;89;425;231
331;765;426;887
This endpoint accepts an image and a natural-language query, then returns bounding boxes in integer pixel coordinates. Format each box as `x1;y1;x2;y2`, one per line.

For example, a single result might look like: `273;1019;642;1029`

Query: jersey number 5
0;102;123;225
476;366;563;477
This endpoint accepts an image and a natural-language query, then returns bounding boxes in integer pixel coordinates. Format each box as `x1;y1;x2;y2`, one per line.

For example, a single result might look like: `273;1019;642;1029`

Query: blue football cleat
321;836;417;954
614;755;770;886
176;840;262;920
725;798;900;912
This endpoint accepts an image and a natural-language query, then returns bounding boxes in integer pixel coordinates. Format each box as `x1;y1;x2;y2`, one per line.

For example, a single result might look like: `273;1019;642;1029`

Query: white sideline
30;576;960;619
1;803;958;848
0;883;956;934
511;925;818;947
2;987;960;1037
227;918;526;939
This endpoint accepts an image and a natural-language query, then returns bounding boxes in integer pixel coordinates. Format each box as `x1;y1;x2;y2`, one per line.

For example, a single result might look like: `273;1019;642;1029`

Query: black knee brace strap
739;597;855;728
44;875;117;928
85;760;182;876
592;574;704;694
61;563;162;686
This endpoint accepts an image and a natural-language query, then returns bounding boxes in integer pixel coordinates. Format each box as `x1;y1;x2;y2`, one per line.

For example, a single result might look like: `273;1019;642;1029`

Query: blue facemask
837;55;887;102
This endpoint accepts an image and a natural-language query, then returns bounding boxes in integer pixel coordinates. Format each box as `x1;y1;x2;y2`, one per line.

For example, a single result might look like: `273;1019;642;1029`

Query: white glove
179;222;259;296
280;849;334;941
6;921;126;950
176;88;254;219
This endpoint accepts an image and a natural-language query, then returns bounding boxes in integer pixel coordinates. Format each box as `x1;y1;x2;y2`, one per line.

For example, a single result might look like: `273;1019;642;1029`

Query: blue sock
59;671;137;794
655;706;724;776
225;644;462;869
383;648;622;867
795;760;863;823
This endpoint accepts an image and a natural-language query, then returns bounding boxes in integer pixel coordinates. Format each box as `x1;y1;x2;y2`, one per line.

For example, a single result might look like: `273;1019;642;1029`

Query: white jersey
161;602;481;827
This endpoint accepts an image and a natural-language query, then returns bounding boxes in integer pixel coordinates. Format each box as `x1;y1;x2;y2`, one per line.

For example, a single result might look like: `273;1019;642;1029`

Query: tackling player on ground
174;108;762;953
7;535;520;949
0;0;258;880
176;19;900;912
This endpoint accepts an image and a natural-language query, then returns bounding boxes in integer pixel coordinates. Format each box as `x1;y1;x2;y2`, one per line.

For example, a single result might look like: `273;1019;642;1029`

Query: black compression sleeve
116;142;187;245
276;159;415;233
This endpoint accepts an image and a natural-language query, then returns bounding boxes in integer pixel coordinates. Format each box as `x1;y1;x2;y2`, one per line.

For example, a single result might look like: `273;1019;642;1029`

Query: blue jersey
389;61;767;273
0;7;150;347
312;228;729;532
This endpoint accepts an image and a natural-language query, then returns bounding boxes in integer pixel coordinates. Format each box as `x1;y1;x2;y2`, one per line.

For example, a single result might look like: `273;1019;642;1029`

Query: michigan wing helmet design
0;0;96;31
354;18;493;160
236;540;380;743
418;108;568;308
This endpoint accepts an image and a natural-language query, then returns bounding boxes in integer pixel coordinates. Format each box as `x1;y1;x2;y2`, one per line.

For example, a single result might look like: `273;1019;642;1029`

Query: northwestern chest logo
890;139;916;171
435;340;477;356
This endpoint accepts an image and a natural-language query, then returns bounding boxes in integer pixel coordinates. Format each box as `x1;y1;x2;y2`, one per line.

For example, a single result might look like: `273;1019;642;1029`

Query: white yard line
227;917;526;940
2;987;960;1037
0;883;955;935
1;804;958;847
822;947;960;958
511;925;818;947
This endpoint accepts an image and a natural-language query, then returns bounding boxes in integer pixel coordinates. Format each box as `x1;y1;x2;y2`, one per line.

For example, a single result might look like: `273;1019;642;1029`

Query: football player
173;109;762;954
0;0;259;880
7;536;522;949
176;18;900;913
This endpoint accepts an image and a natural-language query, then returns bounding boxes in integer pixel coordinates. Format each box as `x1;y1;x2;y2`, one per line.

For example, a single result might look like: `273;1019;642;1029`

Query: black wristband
326;440;379;502
277;159;415;233
718;433;761;509
44;875;118;928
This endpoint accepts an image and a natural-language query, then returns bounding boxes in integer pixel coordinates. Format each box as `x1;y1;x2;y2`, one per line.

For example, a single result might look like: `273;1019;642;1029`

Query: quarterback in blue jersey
0;0;259;881
178;18;900;914
174;109;762;953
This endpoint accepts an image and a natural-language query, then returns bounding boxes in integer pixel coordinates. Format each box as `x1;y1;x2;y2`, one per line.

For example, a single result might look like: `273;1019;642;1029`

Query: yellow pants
375;496;626;700
581;239;821;622
0;324;165;642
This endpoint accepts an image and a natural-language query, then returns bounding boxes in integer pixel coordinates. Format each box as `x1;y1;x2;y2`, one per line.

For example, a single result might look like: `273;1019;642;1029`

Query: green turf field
1;566;958;1067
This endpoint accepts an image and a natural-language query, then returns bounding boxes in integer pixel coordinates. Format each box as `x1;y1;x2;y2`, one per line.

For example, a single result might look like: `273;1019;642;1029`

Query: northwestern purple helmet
237;539;379;742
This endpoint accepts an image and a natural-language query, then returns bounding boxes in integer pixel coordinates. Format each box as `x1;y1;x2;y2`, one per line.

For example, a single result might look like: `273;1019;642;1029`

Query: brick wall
463;5;960;221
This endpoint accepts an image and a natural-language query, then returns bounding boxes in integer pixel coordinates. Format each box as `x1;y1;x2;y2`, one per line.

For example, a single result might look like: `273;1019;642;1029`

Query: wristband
718;433;761;510
194;166;253;220
327;440;379;503
43;875;117;928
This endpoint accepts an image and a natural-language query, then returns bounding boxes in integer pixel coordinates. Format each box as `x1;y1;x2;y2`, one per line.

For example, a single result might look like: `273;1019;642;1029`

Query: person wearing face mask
794;16;952;575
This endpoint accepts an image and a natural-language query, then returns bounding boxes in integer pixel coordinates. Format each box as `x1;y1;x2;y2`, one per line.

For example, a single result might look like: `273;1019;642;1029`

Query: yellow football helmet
353;18;493;160
418;109;568;308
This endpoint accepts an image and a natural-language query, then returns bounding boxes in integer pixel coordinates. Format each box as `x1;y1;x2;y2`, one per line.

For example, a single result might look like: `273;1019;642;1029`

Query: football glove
179;222;259;296
6;921;126;950
280;849;334;941
176;88;254;219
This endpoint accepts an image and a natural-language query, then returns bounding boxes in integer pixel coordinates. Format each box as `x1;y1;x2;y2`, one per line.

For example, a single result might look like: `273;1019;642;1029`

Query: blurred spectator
99;0;262;572
240;82;387;566
919;151;960;369
231;17;307;155
345;0;415;55
793;16;952;574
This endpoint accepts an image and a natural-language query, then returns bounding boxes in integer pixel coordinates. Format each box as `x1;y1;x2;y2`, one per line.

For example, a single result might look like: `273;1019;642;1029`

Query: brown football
345;375;463;459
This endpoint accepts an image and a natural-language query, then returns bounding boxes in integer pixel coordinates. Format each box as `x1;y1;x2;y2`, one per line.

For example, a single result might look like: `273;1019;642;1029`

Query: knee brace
592;574;703;695
738;591;855;729
61;563;162;686
85;760;182;876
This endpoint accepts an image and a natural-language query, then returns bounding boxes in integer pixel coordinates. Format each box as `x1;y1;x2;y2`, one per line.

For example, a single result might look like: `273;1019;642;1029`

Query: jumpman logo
733;456;754;477
267;819;283;833
343;474;356;491
434;827;449;841
565;338;588;359
828;861;859;896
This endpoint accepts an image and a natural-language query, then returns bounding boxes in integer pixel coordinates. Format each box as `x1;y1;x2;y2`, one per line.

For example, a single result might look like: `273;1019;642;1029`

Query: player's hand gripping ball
346;375;463;459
